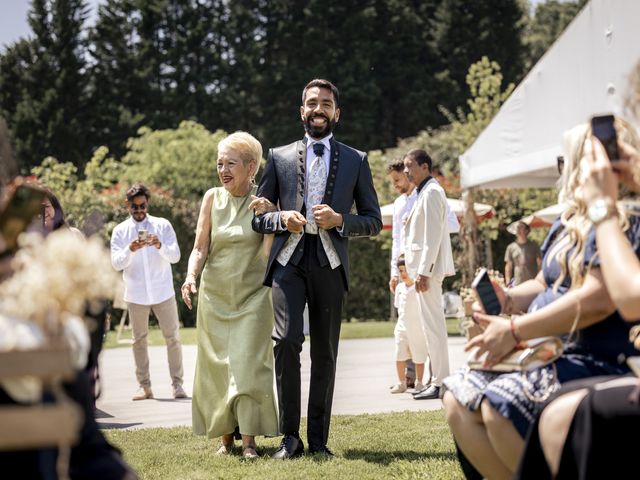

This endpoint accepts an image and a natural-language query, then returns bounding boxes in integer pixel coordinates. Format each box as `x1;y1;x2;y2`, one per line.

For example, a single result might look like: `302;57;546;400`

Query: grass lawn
105;410;463;480
104;318;463;349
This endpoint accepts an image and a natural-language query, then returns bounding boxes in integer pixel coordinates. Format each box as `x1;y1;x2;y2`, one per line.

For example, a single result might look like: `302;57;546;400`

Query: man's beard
303;114;336;138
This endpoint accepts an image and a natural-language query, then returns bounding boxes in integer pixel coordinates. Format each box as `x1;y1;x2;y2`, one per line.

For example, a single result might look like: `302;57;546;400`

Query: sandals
216;443;234;455
242;445;259;459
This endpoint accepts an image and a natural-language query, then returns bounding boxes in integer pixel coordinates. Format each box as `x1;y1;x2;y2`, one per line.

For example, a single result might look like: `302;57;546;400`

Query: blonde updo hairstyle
553;118;640;290
217;131;263;182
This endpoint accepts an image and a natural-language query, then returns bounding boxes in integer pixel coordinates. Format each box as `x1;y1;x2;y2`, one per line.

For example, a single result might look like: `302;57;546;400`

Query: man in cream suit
402;149;455;400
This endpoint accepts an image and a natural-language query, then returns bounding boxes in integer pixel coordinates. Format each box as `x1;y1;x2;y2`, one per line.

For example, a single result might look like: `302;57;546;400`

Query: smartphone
0;182;46;253
591;114;619;161
628;356;640;377
471;268;502;316
137;229;148;242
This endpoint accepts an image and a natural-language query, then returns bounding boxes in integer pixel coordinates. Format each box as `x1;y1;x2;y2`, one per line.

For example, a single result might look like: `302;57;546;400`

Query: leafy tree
121;120;224;199
0;0;91;171
367;57;555;295
522;0;587;71
87;0;145;158
430;0;527;107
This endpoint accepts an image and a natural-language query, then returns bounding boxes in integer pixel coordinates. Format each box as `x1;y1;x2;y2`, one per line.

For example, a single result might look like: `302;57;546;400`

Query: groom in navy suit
252;79;382;459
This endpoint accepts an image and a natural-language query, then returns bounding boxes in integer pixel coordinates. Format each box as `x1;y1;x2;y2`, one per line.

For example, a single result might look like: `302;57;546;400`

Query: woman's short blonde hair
218;131;263;166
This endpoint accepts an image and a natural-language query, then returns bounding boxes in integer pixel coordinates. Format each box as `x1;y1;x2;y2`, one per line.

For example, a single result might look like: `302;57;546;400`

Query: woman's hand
181;275;197;310
616;140;640;192
464;313;518;367
248;195;277;215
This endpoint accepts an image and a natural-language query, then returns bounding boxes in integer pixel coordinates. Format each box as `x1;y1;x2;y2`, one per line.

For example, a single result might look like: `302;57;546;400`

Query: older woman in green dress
181;131;278;458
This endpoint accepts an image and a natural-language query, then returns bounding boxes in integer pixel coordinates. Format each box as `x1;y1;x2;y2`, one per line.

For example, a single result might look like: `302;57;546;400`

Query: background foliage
2;0;586;322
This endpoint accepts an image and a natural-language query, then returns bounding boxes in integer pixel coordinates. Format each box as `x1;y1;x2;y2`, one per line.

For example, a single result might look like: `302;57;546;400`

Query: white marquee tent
460;0;640;190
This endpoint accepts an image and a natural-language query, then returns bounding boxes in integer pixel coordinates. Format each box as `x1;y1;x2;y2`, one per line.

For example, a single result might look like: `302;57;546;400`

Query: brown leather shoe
132;386;153;401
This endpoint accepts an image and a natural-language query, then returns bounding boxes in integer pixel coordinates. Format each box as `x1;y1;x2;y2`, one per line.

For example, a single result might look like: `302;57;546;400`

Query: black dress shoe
413;384;441;400
272;435;304;459
309;445;335;459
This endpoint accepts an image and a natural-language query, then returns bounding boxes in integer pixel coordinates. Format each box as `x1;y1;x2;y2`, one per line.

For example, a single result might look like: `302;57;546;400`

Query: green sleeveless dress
192;186;279;438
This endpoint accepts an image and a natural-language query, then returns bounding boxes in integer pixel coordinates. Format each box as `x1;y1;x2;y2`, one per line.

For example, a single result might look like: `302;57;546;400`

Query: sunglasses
130;203;147;211
557;156;565;175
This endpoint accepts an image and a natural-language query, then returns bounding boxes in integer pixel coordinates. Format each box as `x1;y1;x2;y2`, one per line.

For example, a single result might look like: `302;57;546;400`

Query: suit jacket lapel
295;139;306;212
322;138;339;205
405;183;426;224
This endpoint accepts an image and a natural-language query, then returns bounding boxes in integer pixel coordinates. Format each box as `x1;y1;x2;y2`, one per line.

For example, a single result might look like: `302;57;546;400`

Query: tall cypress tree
430;0;527;114
88;0;144;157
0;0;89;171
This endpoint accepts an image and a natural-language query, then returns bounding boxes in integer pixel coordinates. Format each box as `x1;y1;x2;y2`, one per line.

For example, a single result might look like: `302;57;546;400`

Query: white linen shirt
110;214;181;305
390;191;416;278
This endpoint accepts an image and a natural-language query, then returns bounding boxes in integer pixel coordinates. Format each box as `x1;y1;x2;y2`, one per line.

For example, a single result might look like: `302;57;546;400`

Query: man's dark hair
302;79;339;107
386;158;405;174
405;149;433;173
397;253;406;267
126;183;151;202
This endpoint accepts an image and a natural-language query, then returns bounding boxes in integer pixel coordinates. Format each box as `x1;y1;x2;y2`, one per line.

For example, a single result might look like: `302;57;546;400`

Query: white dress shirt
390;191;416;278
304;133;332;206
110;214;181;305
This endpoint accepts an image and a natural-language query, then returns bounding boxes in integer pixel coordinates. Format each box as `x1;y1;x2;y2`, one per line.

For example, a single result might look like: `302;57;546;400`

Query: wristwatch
587;198;617;225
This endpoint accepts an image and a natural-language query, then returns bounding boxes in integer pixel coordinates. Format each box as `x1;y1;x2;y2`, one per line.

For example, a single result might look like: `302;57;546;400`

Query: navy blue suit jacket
251;137;382;289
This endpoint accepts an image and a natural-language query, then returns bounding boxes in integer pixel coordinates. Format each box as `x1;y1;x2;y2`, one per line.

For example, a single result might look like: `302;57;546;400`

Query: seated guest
516;80;640;479
443;118;640;480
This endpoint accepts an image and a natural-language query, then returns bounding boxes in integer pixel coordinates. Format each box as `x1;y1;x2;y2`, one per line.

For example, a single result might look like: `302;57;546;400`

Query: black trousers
271;234;346;447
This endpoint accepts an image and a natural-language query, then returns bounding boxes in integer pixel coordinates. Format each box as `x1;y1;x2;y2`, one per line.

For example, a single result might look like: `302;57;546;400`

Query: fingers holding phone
146;233;161;249
129;229;148;252
583;137;619;203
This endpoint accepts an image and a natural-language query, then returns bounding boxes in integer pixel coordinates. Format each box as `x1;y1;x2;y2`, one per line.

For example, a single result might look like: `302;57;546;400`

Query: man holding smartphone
110;183;186;400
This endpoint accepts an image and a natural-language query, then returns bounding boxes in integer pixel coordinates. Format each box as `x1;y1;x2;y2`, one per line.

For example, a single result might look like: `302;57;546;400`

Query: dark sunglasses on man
130;203;147;211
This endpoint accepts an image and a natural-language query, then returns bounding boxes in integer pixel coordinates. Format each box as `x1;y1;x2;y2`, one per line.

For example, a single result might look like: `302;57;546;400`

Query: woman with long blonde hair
515;65;640;480
443;119;640;479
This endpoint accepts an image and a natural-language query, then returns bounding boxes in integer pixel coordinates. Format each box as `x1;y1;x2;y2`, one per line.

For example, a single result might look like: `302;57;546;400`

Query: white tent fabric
506;203;566;234
460;0;640;189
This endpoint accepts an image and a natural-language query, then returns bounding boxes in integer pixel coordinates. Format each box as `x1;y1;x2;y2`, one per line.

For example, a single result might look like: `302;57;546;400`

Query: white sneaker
173;384;188;399
413;381;426;393
390;382;407;394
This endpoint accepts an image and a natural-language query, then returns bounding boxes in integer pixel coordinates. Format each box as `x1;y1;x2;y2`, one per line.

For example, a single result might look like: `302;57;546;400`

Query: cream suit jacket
403;177;455;279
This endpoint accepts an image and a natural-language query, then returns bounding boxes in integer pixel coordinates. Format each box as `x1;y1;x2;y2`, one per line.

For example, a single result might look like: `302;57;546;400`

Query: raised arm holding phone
515;112;640;479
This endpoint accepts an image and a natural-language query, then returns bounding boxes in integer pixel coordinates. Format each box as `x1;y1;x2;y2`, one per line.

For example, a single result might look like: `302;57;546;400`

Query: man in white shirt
111;183;186;400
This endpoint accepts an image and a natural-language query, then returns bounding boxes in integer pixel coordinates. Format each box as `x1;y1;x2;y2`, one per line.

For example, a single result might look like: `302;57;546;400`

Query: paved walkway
96;336;468;430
